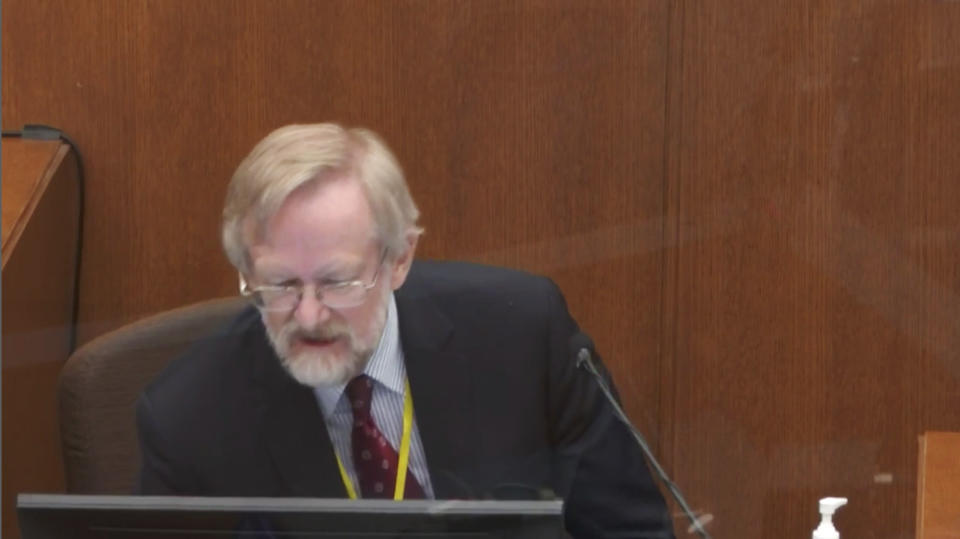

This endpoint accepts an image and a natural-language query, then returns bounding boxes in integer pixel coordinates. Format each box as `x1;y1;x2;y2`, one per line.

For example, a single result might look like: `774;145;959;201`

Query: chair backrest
58;297;248;493
916;431;960;539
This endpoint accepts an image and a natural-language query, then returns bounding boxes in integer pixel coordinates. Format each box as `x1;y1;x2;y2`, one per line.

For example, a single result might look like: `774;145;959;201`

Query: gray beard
263;289;390;387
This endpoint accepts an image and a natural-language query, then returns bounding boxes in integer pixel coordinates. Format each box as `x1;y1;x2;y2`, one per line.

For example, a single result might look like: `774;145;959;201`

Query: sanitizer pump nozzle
812;497;848;539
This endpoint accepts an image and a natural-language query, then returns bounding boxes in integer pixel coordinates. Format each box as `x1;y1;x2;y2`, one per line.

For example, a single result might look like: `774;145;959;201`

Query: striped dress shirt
313;295;435;498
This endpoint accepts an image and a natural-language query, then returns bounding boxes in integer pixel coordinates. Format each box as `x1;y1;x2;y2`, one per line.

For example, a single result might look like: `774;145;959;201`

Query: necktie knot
346;375;374;420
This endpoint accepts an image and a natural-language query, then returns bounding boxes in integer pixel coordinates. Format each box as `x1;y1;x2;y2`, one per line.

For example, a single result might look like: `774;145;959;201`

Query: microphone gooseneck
571;334;712;539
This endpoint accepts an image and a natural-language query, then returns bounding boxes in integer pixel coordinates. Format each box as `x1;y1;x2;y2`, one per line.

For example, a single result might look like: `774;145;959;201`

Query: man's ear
389;232;419;290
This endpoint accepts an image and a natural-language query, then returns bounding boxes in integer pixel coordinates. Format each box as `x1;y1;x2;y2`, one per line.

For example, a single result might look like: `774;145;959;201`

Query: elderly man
136;123;674;537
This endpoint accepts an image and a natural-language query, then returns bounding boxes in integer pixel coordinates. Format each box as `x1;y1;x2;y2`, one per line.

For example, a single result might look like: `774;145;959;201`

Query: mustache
283;324;350;341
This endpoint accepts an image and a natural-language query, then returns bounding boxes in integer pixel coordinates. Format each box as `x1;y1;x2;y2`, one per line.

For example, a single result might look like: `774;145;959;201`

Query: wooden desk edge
2;142;71;268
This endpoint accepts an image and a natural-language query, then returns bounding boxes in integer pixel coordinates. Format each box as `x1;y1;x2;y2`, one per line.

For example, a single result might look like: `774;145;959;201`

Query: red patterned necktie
345;374;425;499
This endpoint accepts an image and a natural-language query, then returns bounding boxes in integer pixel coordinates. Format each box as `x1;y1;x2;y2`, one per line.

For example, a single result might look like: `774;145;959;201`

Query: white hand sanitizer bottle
812;497;848;539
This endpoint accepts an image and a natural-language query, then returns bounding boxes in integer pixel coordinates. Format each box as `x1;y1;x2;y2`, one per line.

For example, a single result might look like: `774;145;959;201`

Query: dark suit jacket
137;261;674;538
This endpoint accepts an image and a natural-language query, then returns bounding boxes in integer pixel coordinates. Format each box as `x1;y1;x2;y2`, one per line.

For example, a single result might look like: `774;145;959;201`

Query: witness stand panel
916;432;960;539
2;137;81;539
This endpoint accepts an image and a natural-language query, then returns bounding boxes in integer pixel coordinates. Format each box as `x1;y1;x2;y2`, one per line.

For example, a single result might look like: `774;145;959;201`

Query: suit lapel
251;329;346;498
396;286;479;499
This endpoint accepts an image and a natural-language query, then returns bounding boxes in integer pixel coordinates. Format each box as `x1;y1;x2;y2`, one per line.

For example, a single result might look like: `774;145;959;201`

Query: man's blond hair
222;123;423;273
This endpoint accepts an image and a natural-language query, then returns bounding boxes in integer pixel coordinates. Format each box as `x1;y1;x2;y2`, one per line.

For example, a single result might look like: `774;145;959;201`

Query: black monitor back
18;494;567;539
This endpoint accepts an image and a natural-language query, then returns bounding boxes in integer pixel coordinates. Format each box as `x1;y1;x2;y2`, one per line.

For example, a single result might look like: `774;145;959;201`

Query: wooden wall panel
3;0;673;531
2;0;670;422
665;1;960;537
6;1;959;538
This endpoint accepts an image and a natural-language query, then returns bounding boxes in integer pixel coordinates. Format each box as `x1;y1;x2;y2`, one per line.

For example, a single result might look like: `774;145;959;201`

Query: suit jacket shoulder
399;260;574;342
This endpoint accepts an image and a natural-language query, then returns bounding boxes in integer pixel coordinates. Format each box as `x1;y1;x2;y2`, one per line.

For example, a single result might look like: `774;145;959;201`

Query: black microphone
569;333;713;539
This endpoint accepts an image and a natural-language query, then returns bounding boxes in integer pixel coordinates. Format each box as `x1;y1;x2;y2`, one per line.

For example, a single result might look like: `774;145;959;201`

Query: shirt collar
313;293;404;419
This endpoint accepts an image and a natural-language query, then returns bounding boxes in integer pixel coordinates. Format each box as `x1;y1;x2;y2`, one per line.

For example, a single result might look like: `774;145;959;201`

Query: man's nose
293;287;331;329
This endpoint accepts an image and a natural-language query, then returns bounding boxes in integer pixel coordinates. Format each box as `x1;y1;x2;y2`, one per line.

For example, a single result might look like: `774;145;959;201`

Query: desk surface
1;138;68;265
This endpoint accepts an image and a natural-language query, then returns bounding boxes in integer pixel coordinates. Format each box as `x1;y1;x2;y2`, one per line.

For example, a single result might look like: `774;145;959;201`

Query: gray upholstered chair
57;297;247;493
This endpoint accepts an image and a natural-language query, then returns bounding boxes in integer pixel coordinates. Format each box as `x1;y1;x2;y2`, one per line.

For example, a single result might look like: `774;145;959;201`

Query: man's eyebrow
313;259;364;281
253;255;367;282
258;271;298;285
253;262;303;284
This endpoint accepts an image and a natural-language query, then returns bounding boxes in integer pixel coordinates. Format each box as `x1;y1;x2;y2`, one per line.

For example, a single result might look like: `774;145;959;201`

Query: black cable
3;125;85;353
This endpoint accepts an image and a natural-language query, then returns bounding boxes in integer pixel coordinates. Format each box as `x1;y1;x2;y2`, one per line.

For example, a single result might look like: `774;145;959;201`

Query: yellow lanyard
335;378;415;500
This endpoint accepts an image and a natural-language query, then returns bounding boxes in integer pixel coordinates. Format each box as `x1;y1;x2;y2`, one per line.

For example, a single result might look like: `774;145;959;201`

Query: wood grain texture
2;0;669;380
666;1;960;537
1;139;62;264
6;1;960;538
2;0;672;527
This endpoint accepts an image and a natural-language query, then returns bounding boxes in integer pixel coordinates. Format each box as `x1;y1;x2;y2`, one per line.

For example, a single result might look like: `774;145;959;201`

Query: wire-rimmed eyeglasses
240;249;388;311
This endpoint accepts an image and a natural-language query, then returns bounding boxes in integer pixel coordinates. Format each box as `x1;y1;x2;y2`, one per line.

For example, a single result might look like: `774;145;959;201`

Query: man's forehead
253;176;374;242
247;232;382;279
248;227;377;265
